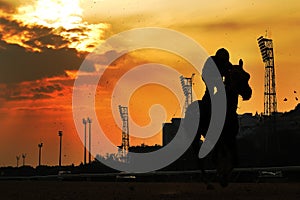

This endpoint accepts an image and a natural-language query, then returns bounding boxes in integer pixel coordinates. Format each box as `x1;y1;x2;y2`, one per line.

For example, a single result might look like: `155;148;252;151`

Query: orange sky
0;0;299;167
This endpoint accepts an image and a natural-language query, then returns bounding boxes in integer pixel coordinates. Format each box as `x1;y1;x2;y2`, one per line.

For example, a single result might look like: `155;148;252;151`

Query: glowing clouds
1;0;110;52
16;0;83;29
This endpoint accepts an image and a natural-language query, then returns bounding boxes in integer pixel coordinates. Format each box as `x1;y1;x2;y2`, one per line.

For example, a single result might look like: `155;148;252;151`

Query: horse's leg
193;138;214;189
215;117;239;187
198;157;215;190
216;143;235;187
211;141;228;187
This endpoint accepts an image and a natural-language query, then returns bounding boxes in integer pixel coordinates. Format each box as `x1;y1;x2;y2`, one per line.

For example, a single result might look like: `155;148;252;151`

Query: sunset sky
0;0;300;167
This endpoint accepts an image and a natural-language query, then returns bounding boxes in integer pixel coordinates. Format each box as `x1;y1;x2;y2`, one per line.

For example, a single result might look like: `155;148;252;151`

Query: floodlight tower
257;36;278;116
180;73;195;116
118;105;129;154
87;117;92;164
22;153;26;166
82;118;87;165
38;142;43;166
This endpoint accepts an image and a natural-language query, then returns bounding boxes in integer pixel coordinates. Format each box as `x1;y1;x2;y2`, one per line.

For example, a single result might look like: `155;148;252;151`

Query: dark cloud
86;44;95;49
0;16;87;83
32;93;52;100
0;17;70;50
31;84;63;93
0;82;63;101
0;17;117;83
25;34;70;50
5;95;31;101
70;37;80;43
2;93;52;101
66;28;88;34
14;106;67;112
0;39;85;83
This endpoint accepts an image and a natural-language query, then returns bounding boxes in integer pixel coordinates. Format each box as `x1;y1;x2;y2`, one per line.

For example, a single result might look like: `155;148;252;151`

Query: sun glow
6;0;110;52
16;0;83;29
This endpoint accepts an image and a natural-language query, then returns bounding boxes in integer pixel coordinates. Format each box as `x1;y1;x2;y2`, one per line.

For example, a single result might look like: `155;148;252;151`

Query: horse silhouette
184;59;252;187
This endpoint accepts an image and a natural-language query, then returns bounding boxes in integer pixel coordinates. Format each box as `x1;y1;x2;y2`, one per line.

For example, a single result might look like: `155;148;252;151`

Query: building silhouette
162;118;182;146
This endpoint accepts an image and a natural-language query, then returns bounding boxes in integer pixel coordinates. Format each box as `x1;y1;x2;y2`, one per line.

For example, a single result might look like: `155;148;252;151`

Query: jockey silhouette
198;48;234;137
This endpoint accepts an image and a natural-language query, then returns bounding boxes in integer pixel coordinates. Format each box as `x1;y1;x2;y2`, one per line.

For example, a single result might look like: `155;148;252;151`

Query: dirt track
0;181;299;200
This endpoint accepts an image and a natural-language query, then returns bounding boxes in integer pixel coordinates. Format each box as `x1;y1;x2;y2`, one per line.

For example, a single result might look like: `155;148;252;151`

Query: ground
0;181;299;200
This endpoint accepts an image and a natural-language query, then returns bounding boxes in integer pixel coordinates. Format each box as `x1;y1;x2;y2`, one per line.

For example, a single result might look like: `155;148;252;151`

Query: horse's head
227;59;252;101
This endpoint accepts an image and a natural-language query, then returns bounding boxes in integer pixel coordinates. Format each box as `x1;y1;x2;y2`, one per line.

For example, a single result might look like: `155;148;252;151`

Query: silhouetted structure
118;105;129;155
87;118;92;164
257;36;278;116
257;35;280;160
22;154;26;166
180;74;195;116
16;155;20;167
82;118;87;165
58;131;63;167
162;118;181;146
38;143;43;166
129;144;161;153
238;104;300;167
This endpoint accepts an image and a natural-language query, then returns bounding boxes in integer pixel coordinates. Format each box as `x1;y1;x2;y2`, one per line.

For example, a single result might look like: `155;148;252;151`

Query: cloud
31;84;63;93
8;0;110;53
0;15;116;83
4;93;52;101
0;81;66;102
32;93;52;100
201;21;255;31
0;34;126;84
0;1;113;84
170;19;256;33
13;105;69;112
0;16;70;52
0;36;85;83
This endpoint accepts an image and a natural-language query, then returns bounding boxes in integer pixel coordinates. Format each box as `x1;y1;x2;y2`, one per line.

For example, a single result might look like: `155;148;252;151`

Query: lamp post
16;156;20;167
82;118;87;165
87;118;92;164
38;143;43;166
58;131;63;167
22;154;26;166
